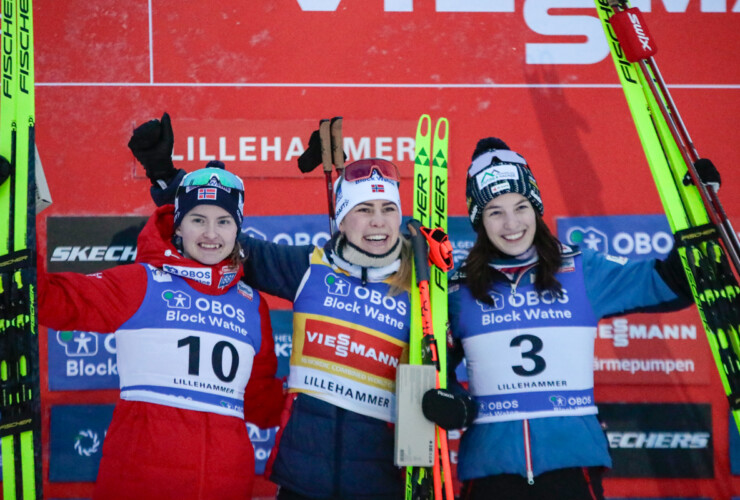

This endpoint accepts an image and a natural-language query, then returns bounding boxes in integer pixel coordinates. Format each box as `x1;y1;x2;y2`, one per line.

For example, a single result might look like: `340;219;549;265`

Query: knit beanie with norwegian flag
334;169;402;227
173;161;244;229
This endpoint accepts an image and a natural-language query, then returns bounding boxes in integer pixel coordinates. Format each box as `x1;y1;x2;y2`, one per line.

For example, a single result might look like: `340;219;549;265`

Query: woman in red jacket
39;166;284;500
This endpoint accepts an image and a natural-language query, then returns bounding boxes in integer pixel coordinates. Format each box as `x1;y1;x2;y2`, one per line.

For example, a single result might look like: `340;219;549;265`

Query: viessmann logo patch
302;318;403;380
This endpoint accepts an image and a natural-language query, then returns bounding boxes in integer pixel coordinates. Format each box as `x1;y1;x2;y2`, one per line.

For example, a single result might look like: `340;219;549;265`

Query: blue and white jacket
448;245;689;483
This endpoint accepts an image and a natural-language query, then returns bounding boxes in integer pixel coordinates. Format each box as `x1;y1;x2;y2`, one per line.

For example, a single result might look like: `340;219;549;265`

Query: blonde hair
387;236;413;296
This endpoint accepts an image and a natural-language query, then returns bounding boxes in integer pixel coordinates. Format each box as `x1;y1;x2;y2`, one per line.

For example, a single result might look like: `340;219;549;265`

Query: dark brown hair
463;215;563;304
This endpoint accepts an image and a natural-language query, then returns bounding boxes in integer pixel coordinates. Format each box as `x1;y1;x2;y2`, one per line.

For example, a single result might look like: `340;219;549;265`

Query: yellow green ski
595;0;740;432
1;0;42;498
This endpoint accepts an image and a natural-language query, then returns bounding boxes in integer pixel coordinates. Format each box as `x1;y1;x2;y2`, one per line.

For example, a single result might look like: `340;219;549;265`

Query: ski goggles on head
468;149;529;178
342;158;401;182
180;167;245;193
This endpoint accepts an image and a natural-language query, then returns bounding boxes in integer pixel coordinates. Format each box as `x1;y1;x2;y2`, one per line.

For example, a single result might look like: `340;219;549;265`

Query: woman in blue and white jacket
422;137;695;500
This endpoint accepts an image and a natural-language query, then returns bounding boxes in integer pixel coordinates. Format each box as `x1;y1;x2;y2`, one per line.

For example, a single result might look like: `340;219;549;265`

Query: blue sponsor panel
446;216;477;269
248;423;278;475
556;214;673;260
48;329;119;390
730;411;740;475
242;214;331;248
49;404;116;482
270;309;293;379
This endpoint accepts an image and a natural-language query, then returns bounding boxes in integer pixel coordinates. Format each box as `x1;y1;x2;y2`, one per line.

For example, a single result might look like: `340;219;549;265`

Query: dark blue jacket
243;237;405;499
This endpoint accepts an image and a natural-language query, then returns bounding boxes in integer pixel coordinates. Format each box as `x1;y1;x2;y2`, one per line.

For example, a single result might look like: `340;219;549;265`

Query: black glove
297;129;322;173
0;155;10;186
422;388;477;431
297;126;347;174
128;112;176;185
654;243;692;303
685;158;721;192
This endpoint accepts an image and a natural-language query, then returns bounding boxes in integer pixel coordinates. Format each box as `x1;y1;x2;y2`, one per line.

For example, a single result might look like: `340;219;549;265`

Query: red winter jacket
39;205;284;500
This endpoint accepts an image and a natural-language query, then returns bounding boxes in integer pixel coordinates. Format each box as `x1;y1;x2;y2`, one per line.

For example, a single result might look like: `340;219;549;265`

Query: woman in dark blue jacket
422;137;694;500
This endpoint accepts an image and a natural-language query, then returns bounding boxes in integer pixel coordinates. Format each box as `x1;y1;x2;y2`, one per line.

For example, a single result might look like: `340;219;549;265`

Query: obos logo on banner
556;214;708;386
49;404;115;482
48;329;119;390
599;403;712;478
556;214;673;259
243;214;331;249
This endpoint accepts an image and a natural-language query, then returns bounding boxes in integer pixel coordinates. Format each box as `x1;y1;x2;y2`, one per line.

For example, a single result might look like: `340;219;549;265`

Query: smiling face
338;200;401;255
482;192;537;257
175;204;238;265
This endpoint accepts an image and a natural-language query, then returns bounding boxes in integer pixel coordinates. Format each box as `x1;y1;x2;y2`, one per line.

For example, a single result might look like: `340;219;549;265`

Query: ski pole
407;218;454;500
607;0;740;276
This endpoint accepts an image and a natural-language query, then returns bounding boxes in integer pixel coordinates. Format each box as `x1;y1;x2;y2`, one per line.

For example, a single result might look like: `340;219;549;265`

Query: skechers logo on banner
163;265;212;285
325;273;351;296
162;290;192;309
607;432;710;449
599;317;697;348
74;429;101;457
50;246;137;262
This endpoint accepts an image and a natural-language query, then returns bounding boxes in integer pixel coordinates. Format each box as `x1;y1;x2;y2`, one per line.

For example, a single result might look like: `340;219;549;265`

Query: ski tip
417;115;432;136
433;118;449;142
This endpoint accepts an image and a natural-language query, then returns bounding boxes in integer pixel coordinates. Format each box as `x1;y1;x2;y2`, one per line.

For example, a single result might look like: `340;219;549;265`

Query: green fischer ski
406;115;453;500
595;0;740;431
430;118;449;387
0;0;42;498
409;115;432;366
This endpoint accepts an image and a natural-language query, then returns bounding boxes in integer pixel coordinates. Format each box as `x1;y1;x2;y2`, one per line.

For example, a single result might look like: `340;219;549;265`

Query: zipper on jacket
523;419;534;485
509;263;536;296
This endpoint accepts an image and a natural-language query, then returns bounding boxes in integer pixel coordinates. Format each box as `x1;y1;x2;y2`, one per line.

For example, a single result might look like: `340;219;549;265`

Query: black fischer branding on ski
1;0;42;498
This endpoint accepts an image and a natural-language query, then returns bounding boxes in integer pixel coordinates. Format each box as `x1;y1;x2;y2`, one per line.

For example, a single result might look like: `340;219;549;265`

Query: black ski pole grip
407;219;430;285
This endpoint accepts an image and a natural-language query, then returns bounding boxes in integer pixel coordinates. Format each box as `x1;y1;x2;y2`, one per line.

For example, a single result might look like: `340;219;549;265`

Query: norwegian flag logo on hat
198;187;218;200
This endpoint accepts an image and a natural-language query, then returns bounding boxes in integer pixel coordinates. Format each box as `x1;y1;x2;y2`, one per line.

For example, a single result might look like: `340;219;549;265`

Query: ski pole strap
330;117;344;173
408;219;430;285
420;226;454;272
